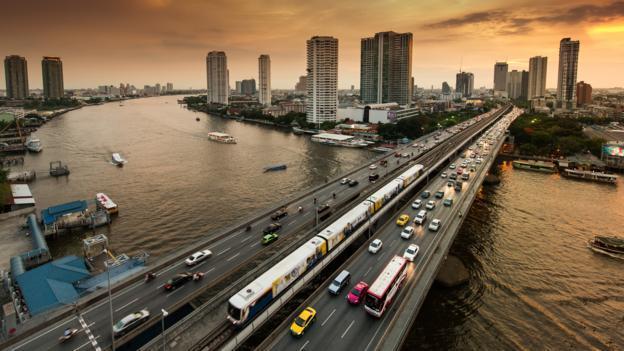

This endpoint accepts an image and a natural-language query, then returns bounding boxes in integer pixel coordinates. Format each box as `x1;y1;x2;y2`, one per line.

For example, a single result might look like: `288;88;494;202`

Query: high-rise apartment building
306;36;338;124
576;81;592;107
258;55;271;106
4;55;29;99
235;81;242;94
441;81;451;94
360;31;413;106
206;51;229;104
493;62;508;93
41;56;64;99
241;79;256;95
455;72;474;98
528;56;547;99
166;82;173;92
507;70;523;99
295;75;307;93
520;70;529;101
556;38;580;109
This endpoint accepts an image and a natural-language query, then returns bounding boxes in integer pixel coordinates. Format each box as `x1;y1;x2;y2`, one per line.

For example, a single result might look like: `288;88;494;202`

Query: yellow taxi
396;214;410;226
290;307;317;337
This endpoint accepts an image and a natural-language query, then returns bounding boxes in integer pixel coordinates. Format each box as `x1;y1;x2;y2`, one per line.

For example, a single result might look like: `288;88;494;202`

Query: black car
164;273;193;291
271;208;288;220
348;179;359;187
263;222;282;234
317;204;331;213
369;173;379;182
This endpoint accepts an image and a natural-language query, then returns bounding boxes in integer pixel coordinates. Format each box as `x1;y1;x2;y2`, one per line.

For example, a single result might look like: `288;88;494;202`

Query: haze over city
2;0;624;89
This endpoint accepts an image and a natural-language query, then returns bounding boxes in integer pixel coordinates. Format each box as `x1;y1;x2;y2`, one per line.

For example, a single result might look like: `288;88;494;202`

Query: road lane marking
77;315;101;351
229;231;242;238
299;340;310;351
217;247;231;255
12;316;78;349
167;287;184;297
114;297;139;312
73;335;101;351
250;242;260;248
204;267;215;275
363;267;372;277
240;235;252;243
321;309;336;326
341;320;355;338
227;253;240;262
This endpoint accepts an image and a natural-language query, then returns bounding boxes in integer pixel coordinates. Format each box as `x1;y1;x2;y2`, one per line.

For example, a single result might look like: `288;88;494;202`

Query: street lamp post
161;309;168;350
104;252;115;351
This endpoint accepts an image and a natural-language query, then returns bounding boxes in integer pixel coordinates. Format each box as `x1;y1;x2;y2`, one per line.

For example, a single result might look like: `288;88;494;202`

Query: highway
266;110;516;351
9;116;457;351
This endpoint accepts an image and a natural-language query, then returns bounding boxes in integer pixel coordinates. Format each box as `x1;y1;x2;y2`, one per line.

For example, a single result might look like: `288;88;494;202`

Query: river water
21;96;623;349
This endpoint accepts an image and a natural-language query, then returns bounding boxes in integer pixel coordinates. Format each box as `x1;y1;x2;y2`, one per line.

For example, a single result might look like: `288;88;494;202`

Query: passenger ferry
208;132;237;144
311;133;368;148
512;160;556;173
24;135;43;152
561;169;618;185
96;193;118;215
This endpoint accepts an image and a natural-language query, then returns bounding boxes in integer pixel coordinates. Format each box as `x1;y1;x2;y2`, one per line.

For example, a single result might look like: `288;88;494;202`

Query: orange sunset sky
1;0;623;90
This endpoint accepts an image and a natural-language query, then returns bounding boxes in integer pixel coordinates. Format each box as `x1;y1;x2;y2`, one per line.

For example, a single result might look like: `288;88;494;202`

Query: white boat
96;193;118;215
561;169;618;185
311;133;368;148
111;153;127;167
24;135;42;152
208;132;237;144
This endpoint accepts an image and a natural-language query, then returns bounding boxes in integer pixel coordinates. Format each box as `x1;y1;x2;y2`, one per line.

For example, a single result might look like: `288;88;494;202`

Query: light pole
104;250;115;351
161;309;168;350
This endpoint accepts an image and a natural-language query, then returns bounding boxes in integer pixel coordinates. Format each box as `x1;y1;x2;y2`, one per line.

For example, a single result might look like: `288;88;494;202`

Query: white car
400;226;414;239
368;239;383;254
425;200;436;210
340;178;350;185
369;164;378;170
428;219;441;232
113;309;150;337
185;249;212;266
449;164;456;169
411;199;422;209
441;172;447;178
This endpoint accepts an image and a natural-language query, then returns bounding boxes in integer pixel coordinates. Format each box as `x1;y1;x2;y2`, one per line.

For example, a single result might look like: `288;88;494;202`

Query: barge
512;160;556;173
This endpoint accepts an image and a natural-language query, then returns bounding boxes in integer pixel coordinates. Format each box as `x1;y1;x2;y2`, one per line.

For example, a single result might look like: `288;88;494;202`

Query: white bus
364;255;408;317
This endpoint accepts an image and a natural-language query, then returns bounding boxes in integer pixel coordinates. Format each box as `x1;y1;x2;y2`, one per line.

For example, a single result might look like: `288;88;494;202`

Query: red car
456;168;463;175
347;281;369;305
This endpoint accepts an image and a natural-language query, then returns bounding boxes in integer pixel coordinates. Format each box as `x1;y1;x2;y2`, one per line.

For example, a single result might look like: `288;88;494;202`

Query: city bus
364;255;408;317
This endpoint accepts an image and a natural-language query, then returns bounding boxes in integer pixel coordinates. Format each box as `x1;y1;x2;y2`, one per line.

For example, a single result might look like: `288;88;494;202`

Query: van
414;210;427;225
328;270;351;295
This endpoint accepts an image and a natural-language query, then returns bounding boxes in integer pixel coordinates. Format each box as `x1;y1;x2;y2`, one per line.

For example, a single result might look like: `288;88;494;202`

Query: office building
206;51;229;104
155;83;161;95
41;57;64;99
507;70;523;99
166;82;173;92
235;81;242;94
360;31;413;105
241;79;256;95
493;62;508;94
306;36;338;124
556;38;580;109
528;56;548;98
576;81;592;107
295;75;307;93
4;55;29;99
441;81;451;94
258;55;271;105
520;70;529;101
455;71;474;98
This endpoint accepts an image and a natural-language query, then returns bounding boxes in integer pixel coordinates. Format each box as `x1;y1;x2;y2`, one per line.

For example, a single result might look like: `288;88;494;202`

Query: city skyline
1;0;624;90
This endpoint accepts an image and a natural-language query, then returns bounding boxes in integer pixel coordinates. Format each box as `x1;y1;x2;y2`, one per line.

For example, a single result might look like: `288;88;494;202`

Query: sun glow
589;24;624;34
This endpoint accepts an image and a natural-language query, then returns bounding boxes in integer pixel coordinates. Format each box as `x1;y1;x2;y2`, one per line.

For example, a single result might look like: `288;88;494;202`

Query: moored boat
112;153;127;166
96;192;118;215
561;169;617;185
24;135;43;152
292;126;305;135
311;133;368;148
512;160;556;173
208;132;237;144
588;236;624;259
264;164;287;172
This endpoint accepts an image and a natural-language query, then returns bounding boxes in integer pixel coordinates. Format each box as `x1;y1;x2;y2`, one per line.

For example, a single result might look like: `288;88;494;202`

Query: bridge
2;104;513;351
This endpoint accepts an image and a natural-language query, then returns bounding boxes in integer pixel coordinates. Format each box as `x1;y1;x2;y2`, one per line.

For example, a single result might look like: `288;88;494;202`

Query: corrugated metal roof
10;184;33;198
41;200;88;225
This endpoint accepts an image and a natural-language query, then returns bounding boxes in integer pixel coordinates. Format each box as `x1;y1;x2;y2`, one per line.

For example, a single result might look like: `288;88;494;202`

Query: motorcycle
298;206;303;213
193;272;205;281
58;328;78;343
145;272;156;283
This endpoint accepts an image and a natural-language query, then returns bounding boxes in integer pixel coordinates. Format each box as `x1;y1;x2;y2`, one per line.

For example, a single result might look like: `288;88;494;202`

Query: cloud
428;10;507;29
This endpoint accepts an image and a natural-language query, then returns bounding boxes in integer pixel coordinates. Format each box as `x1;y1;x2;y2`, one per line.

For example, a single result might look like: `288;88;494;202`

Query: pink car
347;281;369;305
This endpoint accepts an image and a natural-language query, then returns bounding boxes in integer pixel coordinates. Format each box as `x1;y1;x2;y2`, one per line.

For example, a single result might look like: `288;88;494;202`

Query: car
340;178;350;185
462;173;470;180
348;179;359;187
421;190;431;198
449;173;457;180
454;181;463;192
261;232;279;245
290;307;317;337
113;309;150;337
425;200;436;210
470;167;476;173
443;198;453;207
429;219;441;231
435;191;444;198
414;210;427;225
328;270;351;295
401;226;415;239
263;222;282;234
476;159;482;164
347;282;369;305
164;273;193;291
411;199;422;209
441;172;447;178
396;214;410;226
271;208;288;220
403;244;420;262
402;153;409;158
317;204;331;213
369;164;378;170
369;173;379;182
449;164;456;169
185;249;213;266
394;152;401;157
456;168;463;175
368;239;383;254
461;163;467;168
447;181;454;187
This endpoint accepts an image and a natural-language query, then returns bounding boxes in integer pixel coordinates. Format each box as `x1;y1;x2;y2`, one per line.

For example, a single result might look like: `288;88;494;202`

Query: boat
96;193;118;215
208;132;237;144
292;126;305;135
24;135;43;152
264;164;287;172
303;129;321;135
112;153;127;167
561;169;618;185
588;236;624;259
311;133;369;148
512;160;556;173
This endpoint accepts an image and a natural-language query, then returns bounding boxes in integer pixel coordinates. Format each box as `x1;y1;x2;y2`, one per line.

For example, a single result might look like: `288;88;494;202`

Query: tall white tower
206;51;228;104
306;36;338;125
258;55;271;106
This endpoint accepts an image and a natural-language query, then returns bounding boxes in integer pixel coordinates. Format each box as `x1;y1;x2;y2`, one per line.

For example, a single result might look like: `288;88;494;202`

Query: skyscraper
166;82;173;92
528;56;548;99
41;56;64;99
455;72;474;98
295;75;307;93
360;31;413;105
258;55;271;106
493;62;508;93
520;70;529;101
441;81;451;94
206;51;228;104
4;55;29;99
576;81;592;107
241;79;256;95
306;36;338;124
507;70;523;99
556;38;580;109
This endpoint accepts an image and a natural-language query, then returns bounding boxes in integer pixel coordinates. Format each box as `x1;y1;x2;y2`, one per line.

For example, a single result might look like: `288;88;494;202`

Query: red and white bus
364;255;408;317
